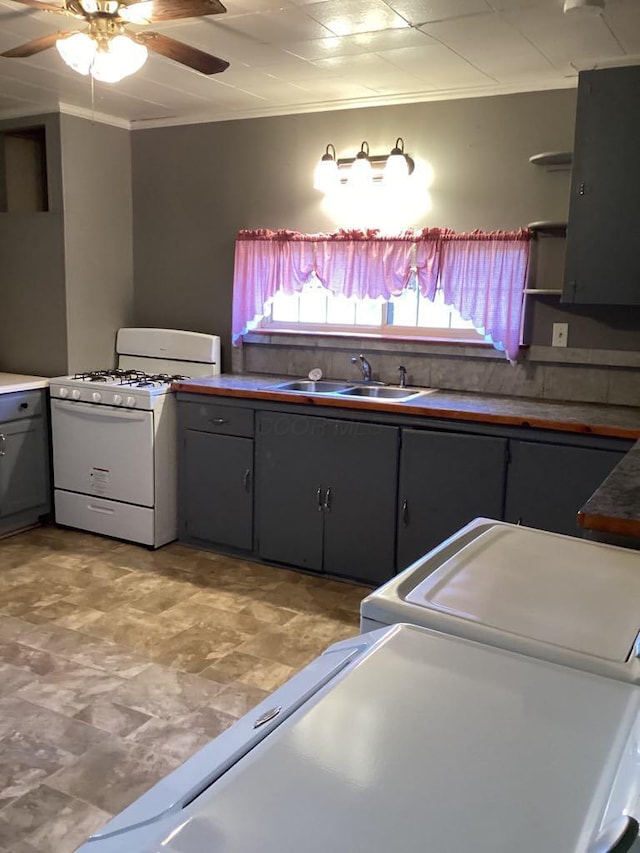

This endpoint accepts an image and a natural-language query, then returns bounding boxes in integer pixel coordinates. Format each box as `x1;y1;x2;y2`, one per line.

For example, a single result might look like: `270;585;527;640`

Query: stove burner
68;370;190;388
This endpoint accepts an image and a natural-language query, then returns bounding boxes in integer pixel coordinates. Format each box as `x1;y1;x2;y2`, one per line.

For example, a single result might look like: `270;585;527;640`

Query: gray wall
131;89;581;368
0;113;68;376
60;114;134;372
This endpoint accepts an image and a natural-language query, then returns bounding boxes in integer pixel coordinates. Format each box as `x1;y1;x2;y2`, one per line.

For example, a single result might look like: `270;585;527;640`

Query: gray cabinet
256;412;399;585
504;440;625;537
178;400;254;551
0;390;50;535
563;66;640;304
397;429;507;570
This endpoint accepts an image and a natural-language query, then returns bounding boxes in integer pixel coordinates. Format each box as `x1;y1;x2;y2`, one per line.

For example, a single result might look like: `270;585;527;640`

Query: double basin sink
266;379;434;403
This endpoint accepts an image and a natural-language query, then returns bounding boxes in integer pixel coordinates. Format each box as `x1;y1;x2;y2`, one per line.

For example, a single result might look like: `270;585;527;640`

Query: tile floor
0;525;366;852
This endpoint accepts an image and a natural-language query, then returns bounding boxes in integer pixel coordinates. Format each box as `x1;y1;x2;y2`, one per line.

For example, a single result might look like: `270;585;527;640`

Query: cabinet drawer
180;401;254;437
0;390;44;423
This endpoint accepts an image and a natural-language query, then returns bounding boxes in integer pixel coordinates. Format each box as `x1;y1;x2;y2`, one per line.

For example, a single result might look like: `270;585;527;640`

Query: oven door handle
51;400;149;423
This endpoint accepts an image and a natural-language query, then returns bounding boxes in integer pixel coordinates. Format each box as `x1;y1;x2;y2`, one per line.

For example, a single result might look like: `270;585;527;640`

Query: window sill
248;327;497;348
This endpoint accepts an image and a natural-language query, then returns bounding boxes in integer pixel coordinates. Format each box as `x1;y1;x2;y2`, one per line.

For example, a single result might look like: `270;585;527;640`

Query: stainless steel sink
267;380;356;394
338;386;425;401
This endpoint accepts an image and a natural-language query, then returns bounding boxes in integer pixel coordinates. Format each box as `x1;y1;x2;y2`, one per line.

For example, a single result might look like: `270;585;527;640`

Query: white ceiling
0;0;638;128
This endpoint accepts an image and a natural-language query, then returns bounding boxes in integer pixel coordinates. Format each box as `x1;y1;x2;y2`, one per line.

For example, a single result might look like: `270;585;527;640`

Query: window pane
270;291;299;323
326;294;356;325
355;297;383;326
417;290;452;328
389;289;419;326
299;290;328;323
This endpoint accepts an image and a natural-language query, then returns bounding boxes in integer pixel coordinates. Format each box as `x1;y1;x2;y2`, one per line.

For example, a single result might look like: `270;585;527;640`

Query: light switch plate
552;322;568;347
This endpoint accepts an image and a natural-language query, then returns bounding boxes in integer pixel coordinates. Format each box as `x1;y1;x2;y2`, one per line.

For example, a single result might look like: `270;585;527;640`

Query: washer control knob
58;387;69;398
113;394;123;406
92;392;102;403
125;396;136;407
71;389;81;400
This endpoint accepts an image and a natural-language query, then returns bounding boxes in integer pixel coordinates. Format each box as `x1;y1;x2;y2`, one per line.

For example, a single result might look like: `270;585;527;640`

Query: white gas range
49;328;220;548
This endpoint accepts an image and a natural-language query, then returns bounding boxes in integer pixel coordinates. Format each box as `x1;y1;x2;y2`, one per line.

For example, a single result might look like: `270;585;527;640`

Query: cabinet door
181;430;253;550
504;440;624;537
322;420;399;585
564;66;640;304
0;418;48;518
397;429;507;571
255;412;324;571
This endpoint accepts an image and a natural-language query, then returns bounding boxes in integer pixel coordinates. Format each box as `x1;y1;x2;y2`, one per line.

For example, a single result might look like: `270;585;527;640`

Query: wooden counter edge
577;511;640;538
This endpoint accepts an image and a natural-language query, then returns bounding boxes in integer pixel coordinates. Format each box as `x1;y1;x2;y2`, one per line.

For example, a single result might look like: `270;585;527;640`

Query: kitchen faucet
351;353;373;382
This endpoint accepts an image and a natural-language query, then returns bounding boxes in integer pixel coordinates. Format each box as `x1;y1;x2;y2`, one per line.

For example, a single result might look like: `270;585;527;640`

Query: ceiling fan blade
123;0;226;22
1;30;71;57
140;32;229;74
4;0;69;13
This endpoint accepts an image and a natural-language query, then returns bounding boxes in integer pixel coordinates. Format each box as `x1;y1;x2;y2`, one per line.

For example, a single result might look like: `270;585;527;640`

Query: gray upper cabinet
563;66;640;304
256;412;399;585
178;399;254;551
397;429;507;571
504;440;625;536
0;390;50;534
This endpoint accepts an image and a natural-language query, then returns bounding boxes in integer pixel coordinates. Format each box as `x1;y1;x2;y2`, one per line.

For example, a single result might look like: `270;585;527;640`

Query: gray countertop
174;373;640;440
0;373;49;395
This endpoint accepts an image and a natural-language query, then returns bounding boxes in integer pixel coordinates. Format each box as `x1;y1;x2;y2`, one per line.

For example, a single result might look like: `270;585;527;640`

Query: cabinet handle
324;487;332;512
401;499;409;526
316;487;323;512
243;468;251;491
209;418;228;425
0;434;5;457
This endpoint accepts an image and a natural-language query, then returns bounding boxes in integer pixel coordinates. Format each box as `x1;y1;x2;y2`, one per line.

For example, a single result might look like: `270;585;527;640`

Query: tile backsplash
233;334;640;408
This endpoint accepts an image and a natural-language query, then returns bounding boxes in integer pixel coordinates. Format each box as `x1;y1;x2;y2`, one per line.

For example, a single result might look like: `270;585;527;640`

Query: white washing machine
361;517;640;683
76;623;639;853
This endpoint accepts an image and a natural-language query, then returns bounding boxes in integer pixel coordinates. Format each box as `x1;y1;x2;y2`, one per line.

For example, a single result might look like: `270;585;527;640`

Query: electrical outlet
552;322;569;347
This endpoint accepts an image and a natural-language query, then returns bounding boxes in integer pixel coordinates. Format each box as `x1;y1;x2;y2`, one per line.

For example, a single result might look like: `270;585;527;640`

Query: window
265;273;483;341
232;229;531;361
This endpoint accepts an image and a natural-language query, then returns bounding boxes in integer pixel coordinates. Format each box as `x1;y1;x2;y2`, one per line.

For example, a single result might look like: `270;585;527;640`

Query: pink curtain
439;230;531;363
232;227;530;362
232;230;316;342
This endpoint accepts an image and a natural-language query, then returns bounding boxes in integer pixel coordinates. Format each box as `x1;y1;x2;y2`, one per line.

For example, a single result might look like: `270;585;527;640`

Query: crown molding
58;102;131;129
128;77;578;131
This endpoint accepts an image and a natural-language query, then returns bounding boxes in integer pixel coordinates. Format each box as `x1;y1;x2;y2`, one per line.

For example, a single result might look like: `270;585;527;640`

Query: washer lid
405;525;640;662
148;625;640;853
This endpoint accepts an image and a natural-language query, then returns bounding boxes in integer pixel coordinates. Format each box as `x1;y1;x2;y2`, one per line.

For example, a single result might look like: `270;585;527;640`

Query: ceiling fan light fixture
91;34;148;83
56;31;96;75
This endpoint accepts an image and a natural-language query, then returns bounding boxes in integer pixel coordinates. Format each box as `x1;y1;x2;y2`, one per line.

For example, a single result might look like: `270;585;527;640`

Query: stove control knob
58;387;69;398
71;389;81;401
113;394;123;406
125;396;136;407
92;392;102;403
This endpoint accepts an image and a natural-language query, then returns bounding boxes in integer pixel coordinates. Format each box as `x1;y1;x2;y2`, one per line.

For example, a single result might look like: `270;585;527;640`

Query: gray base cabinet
256;412;399;585
504;440;625;537
182;431;253;550
0;390;50;536
397;429;507;571
178;393;632;585
178;399;254;551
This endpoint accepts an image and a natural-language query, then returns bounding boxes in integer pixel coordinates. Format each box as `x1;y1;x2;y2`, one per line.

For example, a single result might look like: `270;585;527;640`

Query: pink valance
232;227;531;362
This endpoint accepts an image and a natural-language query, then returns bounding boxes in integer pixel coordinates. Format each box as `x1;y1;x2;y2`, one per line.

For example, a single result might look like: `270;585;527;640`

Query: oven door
51;400;154;507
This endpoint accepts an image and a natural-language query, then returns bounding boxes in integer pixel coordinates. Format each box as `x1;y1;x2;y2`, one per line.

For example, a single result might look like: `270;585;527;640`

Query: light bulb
349;142;372;189
56;32;97;76
313;144;340;193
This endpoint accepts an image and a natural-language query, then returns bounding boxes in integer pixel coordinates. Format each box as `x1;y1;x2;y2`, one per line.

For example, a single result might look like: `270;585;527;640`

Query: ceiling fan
0;0;230;82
